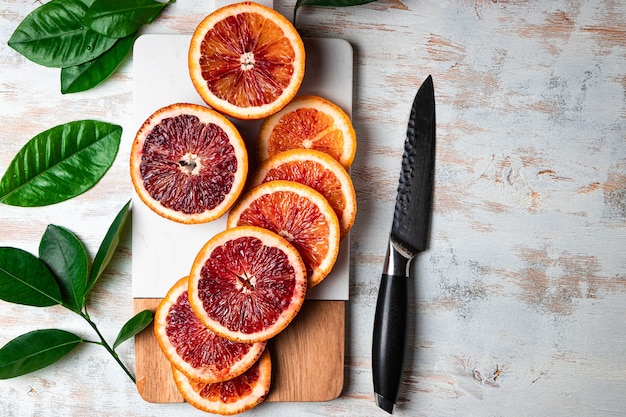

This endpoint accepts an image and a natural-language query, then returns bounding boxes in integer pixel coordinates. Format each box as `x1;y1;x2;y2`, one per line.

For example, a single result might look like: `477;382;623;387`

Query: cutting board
135;299;345;402
130;29;354;402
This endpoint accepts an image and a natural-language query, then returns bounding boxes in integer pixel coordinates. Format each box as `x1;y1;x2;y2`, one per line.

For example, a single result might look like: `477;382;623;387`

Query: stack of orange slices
154;226;307;414
132;2;358;414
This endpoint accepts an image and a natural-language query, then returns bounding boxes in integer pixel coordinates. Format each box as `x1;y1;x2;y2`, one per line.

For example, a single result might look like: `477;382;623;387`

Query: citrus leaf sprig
0;200;152;383
8;0;175;94
0;120;122;207
294;0;378;22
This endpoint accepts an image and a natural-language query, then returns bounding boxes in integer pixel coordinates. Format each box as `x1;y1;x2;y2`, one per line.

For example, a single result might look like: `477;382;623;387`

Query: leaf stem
81;311;136;384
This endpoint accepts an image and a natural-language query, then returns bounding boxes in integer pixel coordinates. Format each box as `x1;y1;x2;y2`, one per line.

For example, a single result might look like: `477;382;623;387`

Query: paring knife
372;75;436;414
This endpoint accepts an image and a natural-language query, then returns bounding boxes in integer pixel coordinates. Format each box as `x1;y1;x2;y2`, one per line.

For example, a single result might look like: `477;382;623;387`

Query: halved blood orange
130;103;248;224
172;349;271;415
154;276;266;383
257;95;357;169
188;226;307;343
188;2;306;120
227;180;340;287
251;149;356;239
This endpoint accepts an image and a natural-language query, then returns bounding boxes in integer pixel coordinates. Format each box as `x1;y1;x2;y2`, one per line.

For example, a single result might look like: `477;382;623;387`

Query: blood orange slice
130;103;248;224
251;149;356;239
257;95;356;169
154;276;266;383
227;180;340;287
188;2;305;120
188;226;307;343
172;349;271;415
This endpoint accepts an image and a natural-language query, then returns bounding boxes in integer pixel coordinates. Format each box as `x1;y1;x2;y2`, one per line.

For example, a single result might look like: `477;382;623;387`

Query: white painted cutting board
130;34;352;301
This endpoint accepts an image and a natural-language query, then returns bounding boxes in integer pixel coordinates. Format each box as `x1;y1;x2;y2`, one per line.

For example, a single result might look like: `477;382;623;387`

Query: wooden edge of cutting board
134;298;345;403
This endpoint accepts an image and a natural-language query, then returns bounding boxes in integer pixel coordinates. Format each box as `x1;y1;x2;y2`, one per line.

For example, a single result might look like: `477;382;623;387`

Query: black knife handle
372;273;408;414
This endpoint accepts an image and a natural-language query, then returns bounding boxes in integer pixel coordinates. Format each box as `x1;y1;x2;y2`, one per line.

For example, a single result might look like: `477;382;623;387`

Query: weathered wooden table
1;0;625;416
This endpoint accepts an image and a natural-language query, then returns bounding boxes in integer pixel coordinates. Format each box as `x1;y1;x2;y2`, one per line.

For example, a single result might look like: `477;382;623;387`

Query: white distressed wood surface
1;0;625;416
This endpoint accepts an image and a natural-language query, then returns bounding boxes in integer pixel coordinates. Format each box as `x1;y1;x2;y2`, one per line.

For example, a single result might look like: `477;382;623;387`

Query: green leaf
39;225;89;313
86;199;131;297
84;0;176;38
0;248;63;307
113;310;153;350
0;120;122;207
0;329;83;379
8;0;118;68
294;0;378;21
61;32;137;94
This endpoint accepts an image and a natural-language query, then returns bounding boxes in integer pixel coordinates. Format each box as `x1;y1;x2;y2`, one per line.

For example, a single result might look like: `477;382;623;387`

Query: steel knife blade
372;75;436;414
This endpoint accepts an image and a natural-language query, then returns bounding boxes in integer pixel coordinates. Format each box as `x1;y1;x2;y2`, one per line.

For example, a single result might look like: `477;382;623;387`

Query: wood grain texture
1;0;625;416
266;300;345;402
134;299;344;403
134;299;184;404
